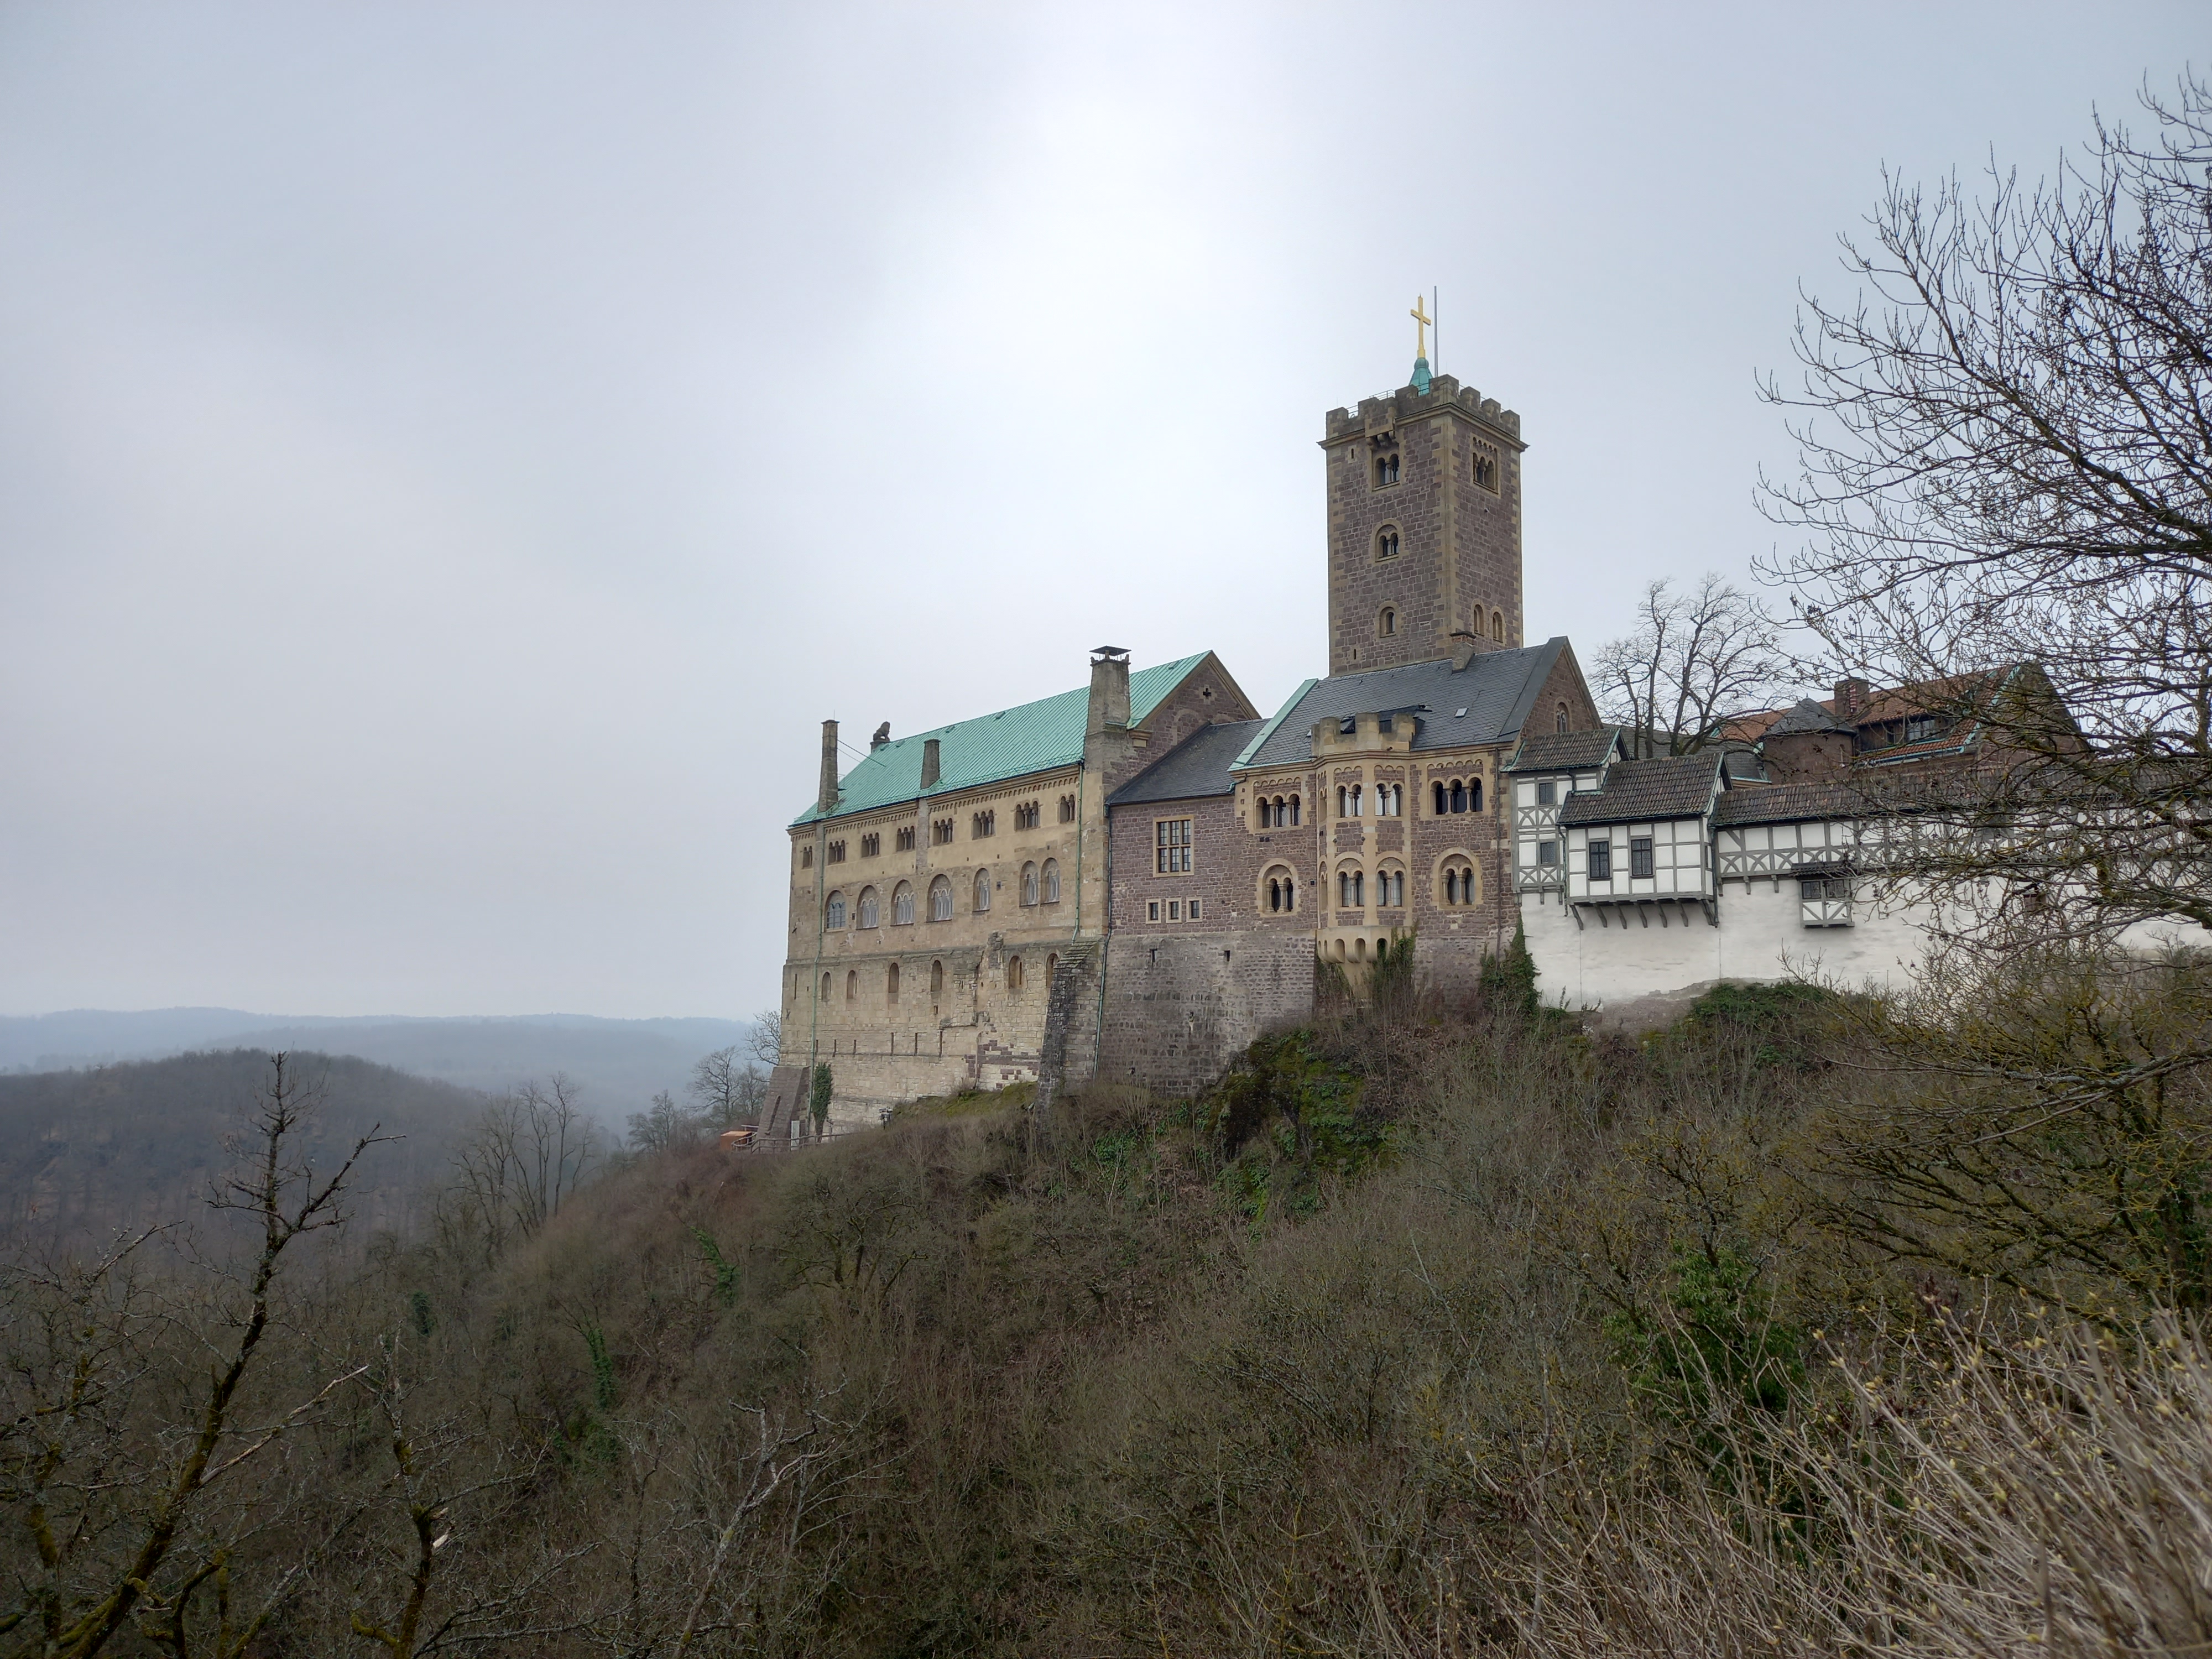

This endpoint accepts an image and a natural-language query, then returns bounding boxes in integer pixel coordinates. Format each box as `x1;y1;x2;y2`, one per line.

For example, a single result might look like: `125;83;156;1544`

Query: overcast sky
1;3;2201;1020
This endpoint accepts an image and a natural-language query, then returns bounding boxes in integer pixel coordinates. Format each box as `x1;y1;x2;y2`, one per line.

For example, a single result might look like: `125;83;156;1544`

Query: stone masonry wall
1097;928;1316;1094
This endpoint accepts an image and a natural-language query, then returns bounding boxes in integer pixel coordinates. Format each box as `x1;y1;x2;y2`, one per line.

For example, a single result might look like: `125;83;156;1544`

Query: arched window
825;891;847;929
1010;956;1027;992
930;876;953;921
1433;781;1447;816
1353;870;1365;906
1337;785;1348;818
1451;781;1467;814
1441;862;1478;907
1379;869;1404;907
1471;778;1483;813
1350;784;1364;817
1556;702;1569;734
893;881;915;925
1338;870;1350;907
1378;607;1396;638
845;969;857;1001
1492;610;1505;642
858;887;879;928
1288;794;1301;826
1043;859;1061;902
1046;951;1058;982
1268;878;1281;912
820;971;831;1001
1375;452;1400;486
930;959;944;1000
1377;527;1400;560
1384;785;1401;816
974;869;992;912
1021;862;1039;905
887;962;900;1004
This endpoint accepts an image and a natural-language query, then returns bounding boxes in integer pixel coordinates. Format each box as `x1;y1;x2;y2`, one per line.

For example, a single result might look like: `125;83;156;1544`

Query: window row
1325;859;1482;909
1144;898;1204;922
817;953;1058;1005
826;862;1062;930
1431;777;1484;815
1335;783;1405;818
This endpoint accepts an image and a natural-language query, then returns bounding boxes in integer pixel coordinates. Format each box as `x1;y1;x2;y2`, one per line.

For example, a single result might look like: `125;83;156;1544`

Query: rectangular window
1630;837;1654;879
1588;839;1611;881
1156;818;1192;874
1147;900;1161;922
1167;899;1181;921
1537;840;1557;867
1536;778;1556;806
1189;898;1202;920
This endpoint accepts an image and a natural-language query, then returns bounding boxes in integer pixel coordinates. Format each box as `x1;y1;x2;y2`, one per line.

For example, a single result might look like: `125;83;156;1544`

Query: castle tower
1319;347;1526;676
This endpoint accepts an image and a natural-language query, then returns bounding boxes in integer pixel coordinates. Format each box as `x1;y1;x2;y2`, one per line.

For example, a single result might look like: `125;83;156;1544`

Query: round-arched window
1556;702;1569;734
844;969;857;1001
820;971;831;1001
1021;862;1039;905
1492;609;1505;641
930;877;953;921
1007;955;1025;992
1376;526;1400;560
825;891;847;930
857;887;879;928
930;959;944;1000
893;881;915;925
974;869;992;912
1378;607;1396;638
1042;859;1060;902
887;962;900;1003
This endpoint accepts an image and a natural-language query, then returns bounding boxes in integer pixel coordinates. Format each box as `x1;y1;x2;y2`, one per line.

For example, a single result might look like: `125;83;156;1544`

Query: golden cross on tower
1410;293;1432;361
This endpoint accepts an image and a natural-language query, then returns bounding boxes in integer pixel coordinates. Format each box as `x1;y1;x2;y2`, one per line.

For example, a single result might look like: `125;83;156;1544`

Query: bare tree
1593;574;1792;757
1759;74;2212;946
440;1076;596;1262
745;1009;782;1071
0;1054;379;1658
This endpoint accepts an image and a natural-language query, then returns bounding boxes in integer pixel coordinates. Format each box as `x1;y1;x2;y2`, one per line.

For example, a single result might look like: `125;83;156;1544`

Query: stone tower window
1373;450;1400;486
1042;859;1061;902
1492;609;1505;642
1376;527;1400;561
1378;607;1396;638
929;875;953;921
1472;445;1499;492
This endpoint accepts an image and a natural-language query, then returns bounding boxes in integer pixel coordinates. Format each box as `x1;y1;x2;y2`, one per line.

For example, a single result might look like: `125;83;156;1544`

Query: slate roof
1556;753;1726;827
1765;697;1856;737
1712;781;1870;828
1506;726;1623;771
1233;640;1570;772
1108;721;1263;807
791;653;1214;826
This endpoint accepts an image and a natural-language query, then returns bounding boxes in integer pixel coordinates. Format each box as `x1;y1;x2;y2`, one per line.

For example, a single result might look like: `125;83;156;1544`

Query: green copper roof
791;653;1215;827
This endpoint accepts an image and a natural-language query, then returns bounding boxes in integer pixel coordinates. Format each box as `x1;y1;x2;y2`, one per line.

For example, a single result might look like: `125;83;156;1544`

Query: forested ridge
6;942;2212;1656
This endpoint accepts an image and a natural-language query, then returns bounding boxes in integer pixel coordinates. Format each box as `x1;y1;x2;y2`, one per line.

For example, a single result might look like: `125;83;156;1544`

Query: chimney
817;719;840;814
870;721;890;750
1086;646;1131;737
921;737;941;790
1449;629;1481;672
1833;677;1870;724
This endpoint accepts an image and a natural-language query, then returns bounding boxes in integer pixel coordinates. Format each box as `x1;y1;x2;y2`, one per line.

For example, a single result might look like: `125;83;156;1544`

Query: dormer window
1906;714;1940;743
1374;450;1401;486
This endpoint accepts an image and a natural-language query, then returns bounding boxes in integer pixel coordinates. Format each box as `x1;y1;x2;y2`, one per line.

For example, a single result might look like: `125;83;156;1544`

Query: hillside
0;1010;756;1124
0;1048;483;1245
4;952;2208;1655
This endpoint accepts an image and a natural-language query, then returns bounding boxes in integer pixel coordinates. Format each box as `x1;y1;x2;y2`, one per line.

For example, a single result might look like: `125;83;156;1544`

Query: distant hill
0;1049;484;1247
0;1011;758;1125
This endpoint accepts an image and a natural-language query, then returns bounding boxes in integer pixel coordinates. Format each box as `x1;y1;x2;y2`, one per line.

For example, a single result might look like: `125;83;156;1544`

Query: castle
761;341;1997;1134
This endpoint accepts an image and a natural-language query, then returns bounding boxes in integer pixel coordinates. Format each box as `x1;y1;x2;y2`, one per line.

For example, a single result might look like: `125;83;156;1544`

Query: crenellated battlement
1322;374;1522;444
